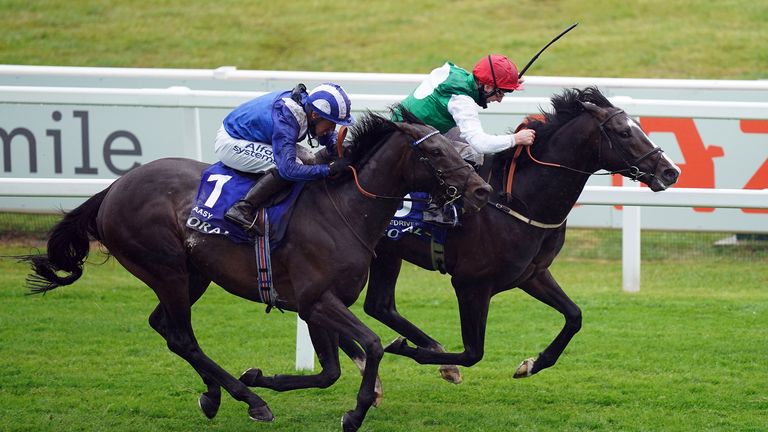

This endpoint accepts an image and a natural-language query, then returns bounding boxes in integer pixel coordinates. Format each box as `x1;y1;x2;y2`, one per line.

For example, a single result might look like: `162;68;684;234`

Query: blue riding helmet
306;83;354;126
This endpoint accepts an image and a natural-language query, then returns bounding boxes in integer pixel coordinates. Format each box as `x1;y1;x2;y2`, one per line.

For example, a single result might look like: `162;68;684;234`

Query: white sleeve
447;94;516;154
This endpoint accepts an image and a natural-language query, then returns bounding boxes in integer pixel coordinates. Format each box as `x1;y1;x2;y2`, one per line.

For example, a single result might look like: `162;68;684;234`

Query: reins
335;125;381;199
505;109;666;196
336;126;469;204
323;179;377;258
323;123;470;255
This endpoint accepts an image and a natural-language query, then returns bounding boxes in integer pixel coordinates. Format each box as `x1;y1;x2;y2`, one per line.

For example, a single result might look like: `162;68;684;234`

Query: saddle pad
186;161;303;249
385;192;447;245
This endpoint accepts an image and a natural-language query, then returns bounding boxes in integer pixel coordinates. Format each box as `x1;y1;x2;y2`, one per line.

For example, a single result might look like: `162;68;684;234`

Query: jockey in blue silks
214;82;354;230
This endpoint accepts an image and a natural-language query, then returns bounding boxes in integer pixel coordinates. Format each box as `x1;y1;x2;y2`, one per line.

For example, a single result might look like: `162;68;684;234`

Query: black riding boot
225;169;290;231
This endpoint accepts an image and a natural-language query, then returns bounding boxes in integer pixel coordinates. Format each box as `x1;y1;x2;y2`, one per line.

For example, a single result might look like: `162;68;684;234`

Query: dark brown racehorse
342;87;680;385
19;110;491;431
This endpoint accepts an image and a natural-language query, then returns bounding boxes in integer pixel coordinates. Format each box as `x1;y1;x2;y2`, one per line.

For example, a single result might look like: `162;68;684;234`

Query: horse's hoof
373;375;383;408
239;368;263;386
513;357;536;379
248;404;274;422
198;392;221;419
439;365;463;384
384;336;407;354
341;411;362;432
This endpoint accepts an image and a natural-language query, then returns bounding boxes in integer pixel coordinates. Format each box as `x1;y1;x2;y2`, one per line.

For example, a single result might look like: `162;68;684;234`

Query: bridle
341;127;474;206
325;125;474;257
587;109;663;182
509;108;666;185
499;108;667;229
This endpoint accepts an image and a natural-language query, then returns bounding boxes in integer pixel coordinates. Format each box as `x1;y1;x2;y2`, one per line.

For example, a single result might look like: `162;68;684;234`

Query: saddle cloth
386;192;448;245
186;162;303;250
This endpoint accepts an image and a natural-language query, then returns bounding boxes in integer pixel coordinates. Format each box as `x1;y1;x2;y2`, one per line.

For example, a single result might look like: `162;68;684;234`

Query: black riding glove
328;157;351;176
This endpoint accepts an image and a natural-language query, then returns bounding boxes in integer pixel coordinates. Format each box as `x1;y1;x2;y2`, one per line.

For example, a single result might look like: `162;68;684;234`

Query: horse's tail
19;187;110;295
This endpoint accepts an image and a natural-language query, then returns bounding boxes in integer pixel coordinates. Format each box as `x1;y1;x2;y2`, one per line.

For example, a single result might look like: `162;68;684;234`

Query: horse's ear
580;101;608;121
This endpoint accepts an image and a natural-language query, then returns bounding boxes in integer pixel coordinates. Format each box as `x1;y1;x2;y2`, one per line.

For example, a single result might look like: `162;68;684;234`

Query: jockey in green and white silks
396;56;535;166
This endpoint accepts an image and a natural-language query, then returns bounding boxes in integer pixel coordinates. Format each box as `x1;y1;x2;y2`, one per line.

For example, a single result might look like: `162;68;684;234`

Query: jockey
396;54;536;225
215;82;354;230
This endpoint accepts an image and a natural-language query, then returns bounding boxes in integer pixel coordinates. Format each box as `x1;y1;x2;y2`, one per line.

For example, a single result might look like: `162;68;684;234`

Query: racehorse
19;110;492;431
343;87;681;385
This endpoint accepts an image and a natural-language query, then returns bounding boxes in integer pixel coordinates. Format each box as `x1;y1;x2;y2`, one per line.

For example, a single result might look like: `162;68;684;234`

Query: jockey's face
482;77;523;104
483;85;505;103
309;111;336;137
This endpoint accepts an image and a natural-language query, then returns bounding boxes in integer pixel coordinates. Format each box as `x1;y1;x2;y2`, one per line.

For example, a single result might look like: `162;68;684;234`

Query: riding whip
516;22;579;82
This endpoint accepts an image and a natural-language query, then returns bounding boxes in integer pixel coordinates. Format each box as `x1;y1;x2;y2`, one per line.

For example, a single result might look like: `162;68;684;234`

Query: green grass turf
1;242;765;431
1;1;766;79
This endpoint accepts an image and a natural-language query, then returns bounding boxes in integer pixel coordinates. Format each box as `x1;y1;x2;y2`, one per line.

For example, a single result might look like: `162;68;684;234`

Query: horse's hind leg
515;269;582;378
240;322;342;391
118;252;273;422
148;269;222;419
153;287;273;421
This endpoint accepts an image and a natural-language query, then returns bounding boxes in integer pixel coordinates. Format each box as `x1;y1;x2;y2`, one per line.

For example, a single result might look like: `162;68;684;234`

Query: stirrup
423;206;457;227
224;203;258;231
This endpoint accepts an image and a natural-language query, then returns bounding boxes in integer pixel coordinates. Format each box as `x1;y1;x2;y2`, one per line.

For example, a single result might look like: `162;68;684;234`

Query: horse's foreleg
303;292;383;432
516;269;582;378
365;249;458;382
383;279;492;370
240;323;342;391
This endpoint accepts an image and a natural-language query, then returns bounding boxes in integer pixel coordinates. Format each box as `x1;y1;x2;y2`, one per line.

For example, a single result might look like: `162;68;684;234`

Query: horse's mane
527;86;613;142
346;104;424;165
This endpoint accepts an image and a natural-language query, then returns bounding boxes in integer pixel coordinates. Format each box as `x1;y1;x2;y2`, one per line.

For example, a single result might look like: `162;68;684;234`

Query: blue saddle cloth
186;162;304;250
385;192;447;245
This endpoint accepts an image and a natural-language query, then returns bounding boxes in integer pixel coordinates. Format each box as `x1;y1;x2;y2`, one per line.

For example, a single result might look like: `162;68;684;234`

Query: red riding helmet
472;54;524;91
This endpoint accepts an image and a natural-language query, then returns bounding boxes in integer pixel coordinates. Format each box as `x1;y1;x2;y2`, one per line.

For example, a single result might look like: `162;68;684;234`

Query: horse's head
525;87;680;192
394;120;491;211
346;110;491;212
580;100;680;191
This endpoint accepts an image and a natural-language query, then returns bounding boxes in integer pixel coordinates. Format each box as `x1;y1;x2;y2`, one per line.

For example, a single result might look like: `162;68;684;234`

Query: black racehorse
342;87;681;385
19;110;492;431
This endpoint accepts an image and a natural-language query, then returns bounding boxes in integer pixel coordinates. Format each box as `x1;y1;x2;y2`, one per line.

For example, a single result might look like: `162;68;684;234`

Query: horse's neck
325;156;406;249
493;124;598;223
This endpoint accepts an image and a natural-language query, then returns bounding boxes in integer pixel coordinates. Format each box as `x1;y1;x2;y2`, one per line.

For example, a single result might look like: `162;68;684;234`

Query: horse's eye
619;130;632;138
429;149;442;157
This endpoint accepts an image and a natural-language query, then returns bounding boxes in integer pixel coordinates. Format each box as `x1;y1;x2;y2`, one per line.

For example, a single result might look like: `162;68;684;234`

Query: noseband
408;130;474;205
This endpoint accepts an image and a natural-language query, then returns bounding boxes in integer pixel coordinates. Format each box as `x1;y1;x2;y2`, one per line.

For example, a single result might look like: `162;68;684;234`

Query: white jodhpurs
213;125;276;173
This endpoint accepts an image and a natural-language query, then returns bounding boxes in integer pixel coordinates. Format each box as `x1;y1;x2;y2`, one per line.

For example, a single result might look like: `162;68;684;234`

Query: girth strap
254;208;281;312
430;235;447;274
490;201;566;229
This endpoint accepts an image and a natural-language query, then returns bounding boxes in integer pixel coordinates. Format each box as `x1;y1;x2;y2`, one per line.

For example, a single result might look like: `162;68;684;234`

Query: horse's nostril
664;168;679;183
474;185;491;202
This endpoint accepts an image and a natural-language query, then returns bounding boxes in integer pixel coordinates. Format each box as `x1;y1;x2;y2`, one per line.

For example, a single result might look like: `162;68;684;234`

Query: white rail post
295;318;314;370
622;180;642;292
